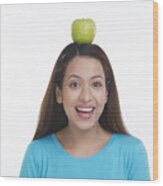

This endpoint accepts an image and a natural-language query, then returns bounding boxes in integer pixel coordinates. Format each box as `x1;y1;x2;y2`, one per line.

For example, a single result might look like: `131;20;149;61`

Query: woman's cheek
63;89;79;103
95;91;107;103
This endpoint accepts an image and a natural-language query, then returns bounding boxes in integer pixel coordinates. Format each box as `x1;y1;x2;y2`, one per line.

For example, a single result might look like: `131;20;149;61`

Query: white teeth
77;107;94;112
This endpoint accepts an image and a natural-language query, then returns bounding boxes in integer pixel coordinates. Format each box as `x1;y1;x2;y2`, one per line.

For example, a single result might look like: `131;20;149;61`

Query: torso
20;133;150;180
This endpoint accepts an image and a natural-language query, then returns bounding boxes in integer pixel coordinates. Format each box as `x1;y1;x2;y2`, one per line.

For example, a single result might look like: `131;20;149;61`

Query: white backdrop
1;0;154;179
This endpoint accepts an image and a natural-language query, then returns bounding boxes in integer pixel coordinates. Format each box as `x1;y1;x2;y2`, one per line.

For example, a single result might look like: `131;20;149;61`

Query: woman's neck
55;124;112;157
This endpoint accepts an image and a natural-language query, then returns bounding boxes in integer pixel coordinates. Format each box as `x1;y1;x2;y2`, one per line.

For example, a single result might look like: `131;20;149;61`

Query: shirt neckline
51;133;116;160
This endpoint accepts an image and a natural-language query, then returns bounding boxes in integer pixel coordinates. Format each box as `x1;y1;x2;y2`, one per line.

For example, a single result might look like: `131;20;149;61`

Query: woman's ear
56;86;62;104
105;90;108;104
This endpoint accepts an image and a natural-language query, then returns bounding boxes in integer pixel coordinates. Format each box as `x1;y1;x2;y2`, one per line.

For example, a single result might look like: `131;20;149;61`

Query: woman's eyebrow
91;75;104;80
67;74;104;80
67;74;81;79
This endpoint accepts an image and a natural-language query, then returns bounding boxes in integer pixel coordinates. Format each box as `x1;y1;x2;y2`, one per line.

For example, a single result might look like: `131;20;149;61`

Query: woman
20;43;150;180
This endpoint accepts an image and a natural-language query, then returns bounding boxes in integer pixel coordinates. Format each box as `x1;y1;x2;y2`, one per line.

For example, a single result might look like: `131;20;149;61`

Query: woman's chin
71;121;99;132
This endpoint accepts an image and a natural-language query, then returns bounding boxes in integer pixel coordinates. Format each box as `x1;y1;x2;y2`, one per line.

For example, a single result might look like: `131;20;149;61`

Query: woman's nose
79;86;93;103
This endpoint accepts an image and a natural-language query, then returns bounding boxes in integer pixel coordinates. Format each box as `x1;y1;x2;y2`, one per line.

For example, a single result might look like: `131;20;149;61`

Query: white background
0;0;162;186
1;0;153;177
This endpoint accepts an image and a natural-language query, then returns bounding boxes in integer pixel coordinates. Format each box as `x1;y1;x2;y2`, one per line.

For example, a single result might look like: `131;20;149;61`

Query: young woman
20;43;150;180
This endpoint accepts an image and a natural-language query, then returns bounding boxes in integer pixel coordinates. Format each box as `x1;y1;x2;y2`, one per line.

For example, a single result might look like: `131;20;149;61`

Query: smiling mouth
75;107;95;113
75;106;95;120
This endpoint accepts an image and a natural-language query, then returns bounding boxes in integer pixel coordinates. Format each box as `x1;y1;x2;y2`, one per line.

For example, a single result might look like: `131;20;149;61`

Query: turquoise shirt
20;134;150;180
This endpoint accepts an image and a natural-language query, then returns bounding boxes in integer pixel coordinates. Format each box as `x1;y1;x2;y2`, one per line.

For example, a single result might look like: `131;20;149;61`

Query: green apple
71;18;96;44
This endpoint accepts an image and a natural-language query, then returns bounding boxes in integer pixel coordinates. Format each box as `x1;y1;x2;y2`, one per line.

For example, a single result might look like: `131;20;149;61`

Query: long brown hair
33;43;128;140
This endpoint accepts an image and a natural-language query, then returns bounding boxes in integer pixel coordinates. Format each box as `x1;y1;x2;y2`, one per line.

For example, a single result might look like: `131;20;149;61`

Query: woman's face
56;56;108;131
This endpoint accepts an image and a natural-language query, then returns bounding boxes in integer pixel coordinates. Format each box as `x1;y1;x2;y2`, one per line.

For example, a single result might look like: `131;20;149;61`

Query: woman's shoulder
112;133;145;149
110;134;148;159
27;134;55;152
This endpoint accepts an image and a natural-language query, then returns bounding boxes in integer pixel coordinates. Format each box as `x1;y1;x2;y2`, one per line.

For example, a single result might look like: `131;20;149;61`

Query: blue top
19;133;150;180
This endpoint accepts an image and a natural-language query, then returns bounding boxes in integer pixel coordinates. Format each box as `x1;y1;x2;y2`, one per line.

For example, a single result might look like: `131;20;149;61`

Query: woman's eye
69;82;80;88
92;82;103;88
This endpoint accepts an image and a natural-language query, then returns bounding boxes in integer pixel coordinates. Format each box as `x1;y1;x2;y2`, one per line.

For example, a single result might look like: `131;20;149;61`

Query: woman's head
56;56;108;131
33;43;128;140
